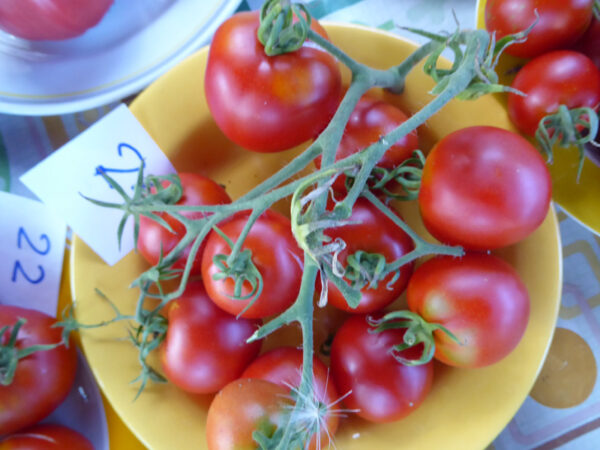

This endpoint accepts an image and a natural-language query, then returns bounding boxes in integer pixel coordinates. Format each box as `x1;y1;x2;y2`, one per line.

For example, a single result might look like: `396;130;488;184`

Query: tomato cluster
120;8;556;447
485;0;600;170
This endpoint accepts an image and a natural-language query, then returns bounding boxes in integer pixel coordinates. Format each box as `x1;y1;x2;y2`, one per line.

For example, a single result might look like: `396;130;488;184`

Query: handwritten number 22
11;227;51;284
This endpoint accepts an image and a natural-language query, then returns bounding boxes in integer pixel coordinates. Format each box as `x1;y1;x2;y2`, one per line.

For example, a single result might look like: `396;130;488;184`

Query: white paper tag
20;104;177;266
0;192;67;316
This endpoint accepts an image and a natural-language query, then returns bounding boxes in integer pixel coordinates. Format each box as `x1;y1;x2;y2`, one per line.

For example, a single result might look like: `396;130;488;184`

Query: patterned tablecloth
1;1;599;449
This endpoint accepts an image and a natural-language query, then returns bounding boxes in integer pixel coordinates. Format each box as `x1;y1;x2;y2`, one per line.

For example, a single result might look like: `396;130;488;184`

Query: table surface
1;1;600;449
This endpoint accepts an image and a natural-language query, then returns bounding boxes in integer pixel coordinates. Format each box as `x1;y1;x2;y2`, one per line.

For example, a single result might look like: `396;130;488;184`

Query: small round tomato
407;253;530;368
206;378;292;450
0;424;93;450
205;11;342;152
508;50;600;136
201;209;303;319
0;0;113;41
330;314;433;423
160;281;262;394
315;95;419;192
485;0;594;58
241;347;339;448
324;198;414;313
137;173;231;274
0;306;77;435
419;126;551;250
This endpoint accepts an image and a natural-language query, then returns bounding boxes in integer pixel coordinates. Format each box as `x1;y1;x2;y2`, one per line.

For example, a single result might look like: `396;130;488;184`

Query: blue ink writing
11;226;51;285
95;142;145;189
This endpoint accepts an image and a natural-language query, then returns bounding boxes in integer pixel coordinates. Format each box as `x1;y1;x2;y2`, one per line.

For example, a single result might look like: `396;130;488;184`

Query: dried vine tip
258;0;313;56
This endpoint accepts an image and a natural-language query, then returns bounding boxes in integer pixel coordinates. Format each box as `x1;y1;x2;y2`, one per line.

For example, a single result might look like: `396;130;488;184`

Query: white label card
20;104;177;266
0;192;67;316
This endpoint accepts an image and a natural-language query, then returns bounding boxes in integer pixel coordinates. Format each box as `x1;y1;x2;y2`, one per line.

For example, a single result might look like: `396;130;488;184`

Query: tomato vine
81;1;532;447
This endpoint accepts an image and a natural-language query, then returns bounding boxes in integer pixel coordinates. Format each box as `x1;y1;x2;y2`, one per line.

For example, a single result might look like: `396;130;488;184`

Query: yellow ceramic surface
476;0;600;235
71;24;562;450
57;250;145;450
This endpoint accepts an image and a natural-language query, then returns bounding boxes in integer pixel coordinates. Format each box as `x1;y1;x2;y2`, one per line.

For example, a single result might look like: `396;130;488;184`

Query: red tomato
508;50;600;136
0;0;113;40
205;11;341;152
419;126;551;250
137;173;231;275
330;314;433;423
324;198;414;313
0;306;77;435
0;424;93;450
201;209;303;319
407;253;530;368
573;16;600;69
160;281;262;394
484;0;594;58
315;95;420;192
206;378;292;450
241;347;339;449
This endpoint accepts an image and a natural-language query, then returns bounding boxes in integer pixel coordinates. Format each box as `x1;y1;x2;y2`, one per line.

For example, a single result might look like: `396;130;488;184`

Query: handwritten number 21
11;227;51;284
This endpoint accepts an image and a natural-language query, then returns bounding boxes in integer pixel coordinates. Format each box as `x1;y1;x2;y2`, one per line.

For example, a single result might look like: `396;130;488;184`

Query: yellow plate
71;23;562;450
476;0;600;235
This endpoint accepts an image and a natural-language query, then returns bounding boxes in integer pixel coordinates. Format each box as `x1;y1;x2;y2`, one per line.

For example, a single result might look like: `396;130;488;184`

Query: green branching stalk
78;1;527;445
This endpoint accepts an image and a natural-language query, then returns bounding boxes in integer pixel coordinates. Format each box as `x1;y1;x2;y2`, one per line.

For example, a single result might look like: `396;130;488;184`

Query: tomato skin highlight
508;50;600;136
407;253;530;368
137;173;231;275
0;0;113;41
484;0;594;58
330;314;433;423
0;306;77;435
160;282;262;394
201;209;303;319
0;424;94;450
206;378;292;450
324;198;414;313
418;126;551;250
241;346;339;448
205;11;342;152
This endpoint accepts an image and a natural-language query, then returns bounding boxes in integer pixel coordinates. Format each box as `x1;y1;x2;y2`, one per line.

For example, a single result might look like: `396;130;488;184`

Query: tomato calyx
84;168;184;251
368;310;461;366
404;23;529;100
535;105;600;180
343;149;426;201
210;224;265;315
0;318;64;386
258;0;312;56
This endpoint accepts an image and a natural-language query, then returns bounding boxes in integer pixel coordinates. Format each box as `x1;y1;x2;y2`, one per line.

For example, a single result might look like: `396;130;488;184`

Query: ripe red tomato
315;95;419;192
407;253;530;368
201;209;303;319
241;347;339;449
324;198;414;313
330;313;433;423
205;11;342;152
0;424;93;450
206;378;292;450
484;0;594;58
160;281;262;394
0;0;113;40
137;173;231;275
573;16;600;69
508;50;600;136
419;126;551;250
0;306;77;435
